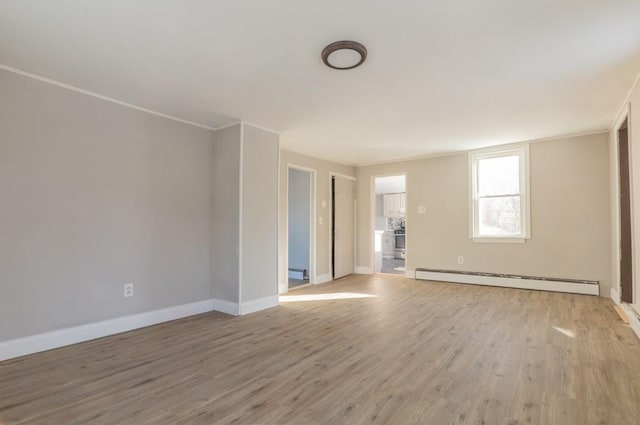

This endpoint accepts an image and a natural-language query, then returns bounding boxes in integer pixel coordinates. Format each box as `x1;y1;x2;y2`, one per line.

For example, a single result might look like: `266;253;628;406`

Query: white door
333;176;355;279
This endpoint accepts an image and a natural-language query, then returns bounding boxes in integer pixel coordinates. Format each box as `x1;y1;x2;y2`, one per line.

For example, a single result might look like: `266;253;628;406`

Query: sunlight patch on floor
279;293;377;302
553;326;576;338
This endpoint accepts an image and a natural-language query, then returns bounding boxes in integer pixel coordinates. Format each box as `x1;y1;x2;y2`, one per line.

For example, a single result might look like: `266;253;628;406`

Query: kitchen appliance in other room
394;229;405;259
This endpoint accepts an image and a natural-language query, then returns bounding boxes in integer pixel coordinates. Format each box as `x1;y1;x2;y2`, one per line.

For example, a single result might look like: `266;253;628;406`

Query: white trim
0;63;217;131
370;173;408;275
355;266;373;274
621;304;640;341
213;299;240;316
315;273;332;284
611;287;621;305
329;174;357;280
469;144;531;242
0;299;215;361
610;70;640;131
238;123;245;306
329;171;357;181
241;120;280;136
239;295;279;315
611;105;635;304
214;121;242;132
356;130;608;167
405;269;416;279
472;238;525;244
284;164;317;293
415;271;599;296
280;146;357;168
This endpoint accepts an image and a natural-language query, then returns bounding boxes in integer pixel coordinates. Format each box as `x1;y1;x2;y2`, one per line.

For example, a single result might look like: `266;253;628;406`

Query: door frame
329;172;356;280
612;104;635;304
370;173;408;276
283;164;317;294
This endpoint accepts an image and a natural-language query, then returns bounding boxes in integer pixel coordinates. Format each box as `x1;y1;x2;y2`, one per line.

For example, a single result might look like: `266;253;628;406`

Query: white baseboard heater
415;268;599;296
288;268;308;281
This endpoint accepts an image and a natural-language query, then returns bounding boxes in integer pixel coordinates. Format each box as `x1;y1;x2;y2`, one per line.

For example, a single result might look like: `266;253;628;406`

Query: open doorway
618;118;634;304
373;175;406;275
287;167;313;290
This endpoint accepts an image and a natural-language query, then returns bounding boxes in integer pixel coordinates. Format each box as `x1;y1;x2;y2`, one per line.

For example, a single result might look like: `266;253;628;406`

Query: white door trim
283;164;317;294
370;173;407;275
329;172;356;279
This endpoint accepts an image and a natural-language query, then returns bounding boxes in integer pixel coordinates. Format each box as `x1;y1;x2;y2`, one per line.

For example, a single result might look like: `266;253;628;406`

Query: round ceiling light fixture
321;41;367;70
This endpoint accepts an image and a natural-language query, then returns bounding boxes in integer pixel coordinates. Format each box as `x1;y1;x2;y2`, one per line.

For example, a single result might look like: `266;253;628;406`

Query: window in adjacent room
469;144;530;242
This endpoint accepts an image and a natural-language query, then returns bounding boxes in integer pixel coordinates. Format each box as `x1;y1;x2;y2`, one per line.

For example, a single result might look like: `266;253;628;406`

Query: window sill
472;237;526;244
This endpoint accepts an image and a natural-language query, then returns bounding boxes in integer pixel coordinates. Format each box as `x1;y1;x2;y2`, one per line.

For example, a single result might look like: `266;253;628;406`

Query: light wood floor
1;274;640;425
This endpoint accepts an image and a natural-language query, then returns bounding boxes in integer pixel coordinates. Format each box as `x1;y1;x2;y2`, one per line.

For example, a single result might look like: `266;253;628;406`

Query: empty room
2;1;640;424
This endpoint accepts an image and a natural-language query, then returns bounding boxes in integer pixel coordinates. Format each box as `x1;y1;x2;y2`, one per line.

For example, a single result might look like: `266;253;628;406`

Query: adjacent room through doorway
288;167;312;289
373;175;406;275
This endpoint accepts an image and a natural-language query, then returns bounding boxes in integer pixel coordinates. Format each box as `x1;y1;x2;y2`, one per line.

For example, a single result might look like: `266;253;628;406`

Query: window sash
470;146;529;240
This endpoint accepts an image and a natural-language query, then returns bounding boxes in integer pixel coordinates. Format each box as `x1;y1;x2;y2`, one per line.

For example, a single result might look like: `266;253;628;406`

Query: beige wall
609;78;640;302
278;150;355;291
0;69;215;341
356;133;611;295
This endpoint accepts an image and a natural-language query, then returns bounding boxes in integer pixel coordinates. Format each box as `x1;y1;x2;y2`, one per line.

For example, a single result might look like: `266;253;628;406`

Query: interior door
333;176;355;279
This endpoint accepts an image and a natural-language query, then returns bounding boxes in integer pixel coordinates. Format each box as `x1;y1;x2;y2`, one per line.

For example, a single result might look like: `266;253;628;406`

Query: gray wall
212;124;241;303
0;69;215;341
288;168;311;270
241;124;279;303
356;133;612;295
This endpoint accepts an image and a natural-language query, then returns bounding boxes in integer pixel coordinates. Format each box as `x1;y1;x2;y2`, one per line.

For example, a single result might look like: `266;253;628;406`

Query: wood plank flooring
1;274;640;424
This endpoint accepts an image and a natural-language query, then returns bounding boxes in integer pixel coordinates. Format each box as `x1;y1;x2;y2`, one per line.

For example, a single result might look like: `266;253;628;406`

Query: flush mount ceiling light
321;41;367;70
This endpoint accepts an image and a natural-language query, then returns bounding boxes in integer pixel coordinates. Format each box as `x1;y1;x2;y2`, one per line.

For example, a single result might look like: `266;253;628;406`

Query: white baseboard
0;299;215;362
405;269;416;278
415;271;599;296
621;304;640;341
239;295;279;315
213;298;240;316
610;287;621;304
355;266;373;275
315;273;332;284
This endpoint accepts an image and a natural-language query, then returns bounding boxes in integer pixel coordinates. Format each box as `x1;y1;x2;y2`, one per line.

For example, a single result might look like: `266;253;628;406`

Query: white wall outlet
319;216;324;225
457;256;464;265
321;199;327;208
418;205;426;214
123;283;134;298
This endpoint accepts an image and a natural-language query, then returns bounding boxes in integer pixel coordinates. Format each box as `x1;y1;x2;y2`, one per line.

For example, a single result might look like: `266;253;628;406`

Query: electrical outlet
123;283;134;298
417;205;426;214
457;256;464;265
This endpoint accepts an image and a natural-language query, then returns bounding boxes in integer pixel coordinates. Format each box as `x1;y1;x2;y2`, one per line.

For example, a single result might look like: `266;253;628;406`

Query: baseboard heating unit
288;268;308;281
415;268;599;296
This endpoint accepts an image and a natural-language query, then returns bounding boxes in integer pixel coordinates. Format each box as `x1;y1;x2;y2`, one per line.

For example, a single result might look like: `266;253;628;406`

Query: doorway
373;175;406;275
331;174;355;280
618;118;634;304
287;167;314;290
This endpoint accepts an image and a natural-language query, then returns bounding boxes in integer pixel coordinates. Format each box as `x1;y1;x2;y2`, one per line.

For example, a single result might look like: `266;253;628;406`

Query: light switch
319;216;324;225
321;199;327;208
418;205;426;214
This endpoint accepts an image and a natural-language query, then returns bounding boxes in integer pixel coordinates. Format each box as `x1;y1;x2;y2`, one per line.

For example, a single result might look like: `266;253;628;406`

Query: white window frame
469;144;531;243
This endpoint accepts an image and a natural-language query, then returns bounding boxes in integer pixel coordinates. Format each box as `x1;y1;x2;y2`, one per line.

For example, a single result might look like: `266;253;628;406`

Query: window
469;145;530;242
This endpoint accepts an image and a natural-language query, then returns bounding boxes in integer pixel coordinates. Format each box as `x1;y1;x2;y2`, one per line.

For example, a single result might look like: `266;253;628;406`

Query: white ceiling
375;175;406;195
1;1;640;165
